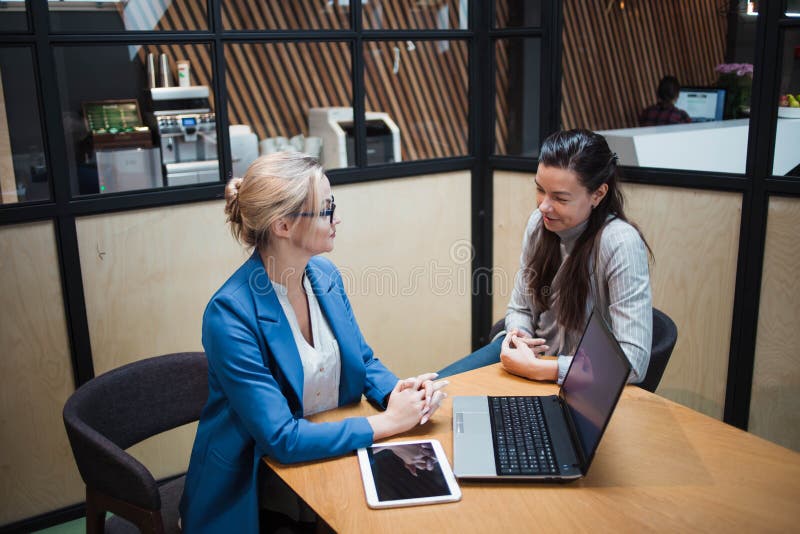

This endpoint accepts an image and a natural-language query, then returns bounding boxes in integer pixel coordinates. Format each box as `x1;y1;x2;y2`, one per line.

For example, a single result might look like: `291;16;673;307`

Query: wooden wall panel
492;171;538;323
625;184;741;419
327;172;472;378
0;222;83;525
750;197;800;452
76;202;247;374
561;0;727;130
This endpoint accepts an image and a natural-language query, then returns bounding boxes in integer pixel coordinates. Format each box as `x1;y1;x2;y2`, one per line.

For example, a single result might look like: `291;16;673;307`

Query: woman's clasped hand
368;373;449;440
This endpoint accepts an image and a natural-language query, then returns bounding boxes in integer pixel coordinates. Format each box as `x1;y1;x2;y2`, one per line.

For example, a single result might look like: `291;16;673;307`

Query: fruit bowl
778;106;800;118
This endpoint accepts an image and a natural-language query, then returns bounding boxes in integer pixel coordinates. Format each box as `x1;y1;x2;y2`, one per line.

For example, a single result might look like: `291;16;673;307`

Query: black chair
63;352;208;534
487;307;677;392
639;308;677;393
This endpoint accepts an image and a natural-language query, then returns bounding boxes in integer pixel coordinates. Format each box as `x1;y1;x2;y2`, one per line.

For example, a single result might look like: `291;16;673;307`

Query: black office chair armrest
64;400;161;510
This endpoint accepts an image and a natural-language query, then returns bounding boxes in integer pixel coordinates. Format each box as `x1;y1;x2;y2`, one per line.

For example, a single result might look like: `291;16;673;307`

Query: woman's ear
592;183;609;207
270;217;292;239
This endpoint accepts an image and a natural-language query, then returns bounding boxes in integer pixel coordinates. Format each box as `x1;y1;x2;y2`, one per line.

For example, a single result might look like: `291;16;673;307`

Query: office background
0;0;798;531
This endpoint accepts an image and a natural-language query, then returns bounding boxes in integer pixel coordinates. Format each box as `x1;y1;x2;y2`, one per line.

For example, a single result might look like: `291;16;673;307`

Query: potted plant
715;63;754;119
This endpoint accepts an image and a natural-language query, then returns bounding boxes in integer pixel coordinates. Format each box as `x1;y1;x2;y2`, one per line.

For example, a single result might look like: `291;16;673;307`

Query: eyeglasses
293;196;336;224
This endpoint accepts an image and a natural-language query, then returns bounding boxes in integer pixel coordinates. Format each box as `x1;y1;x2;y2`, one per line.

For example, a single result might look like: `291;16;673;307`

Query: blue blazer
179;253;398;532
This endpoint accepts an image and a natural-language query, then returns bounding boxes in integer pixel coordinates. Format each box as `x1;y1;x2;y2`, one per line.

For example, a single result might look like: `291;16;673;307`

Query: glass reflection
48;0;208;32
223;0;349;30
774;29;800;177
0;47;48;204
495;0;541;28
225;42;351;173
363;0;467;30
363;40;468;163
55;43;217;196
0;0;28;32
495;38;541;157
561;0;758;174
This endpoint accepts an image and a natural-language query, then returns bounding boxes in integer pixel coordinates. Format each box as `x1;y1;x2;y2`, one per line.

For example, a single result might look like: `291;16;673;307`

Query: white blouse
272;276;341;416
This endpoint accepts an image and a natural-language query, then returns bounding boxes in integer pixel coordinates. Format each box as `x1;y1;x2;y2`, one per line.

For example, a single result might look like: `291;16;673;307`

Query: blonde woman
180;152;445;533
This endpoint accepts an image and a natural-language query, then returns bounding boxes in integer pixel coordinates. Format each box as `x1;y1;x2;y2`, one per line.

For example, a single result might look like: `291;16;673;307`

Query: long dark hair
525;129;652;335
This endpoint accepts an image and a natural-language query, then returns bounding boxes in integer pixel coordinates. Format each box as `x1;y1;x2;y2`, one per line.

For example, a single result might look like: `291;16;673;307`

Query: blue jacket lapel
306;259;365;404
248;253;305;411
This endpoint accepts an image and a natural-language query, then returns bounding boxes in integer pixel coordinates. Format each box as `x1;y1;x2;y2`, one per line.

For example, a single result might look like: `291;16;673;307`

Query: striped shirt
505;210;652;384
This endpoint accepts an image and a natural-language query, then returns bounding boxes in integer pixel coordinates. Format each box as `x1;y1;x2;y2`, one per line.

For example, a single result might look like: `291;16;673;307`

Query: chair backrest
639;308;678;393
488;318;505;342
63;352;208;510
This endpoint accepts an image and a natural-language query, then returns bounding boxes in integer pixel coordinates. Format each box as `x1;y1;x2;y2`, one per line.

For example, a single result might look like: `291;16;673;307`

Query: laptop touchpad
457;412;492;434
453;412;496;476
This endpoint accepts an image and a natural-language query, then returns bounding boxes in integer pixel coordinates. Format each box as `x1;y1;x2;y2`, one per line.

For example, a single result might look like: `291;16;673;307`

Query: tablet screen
365;442;452;501
358;439;461;508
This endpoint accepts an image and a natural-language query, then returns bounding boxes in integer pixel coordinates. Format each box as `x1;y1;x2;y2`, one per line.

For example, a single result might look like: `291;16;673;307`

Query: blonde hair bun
224;177;244;226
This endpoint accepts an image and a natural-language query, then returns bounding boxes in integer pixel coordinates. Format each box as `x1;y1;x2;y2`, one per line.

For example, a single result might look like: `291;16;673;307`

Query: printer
308;107;401;168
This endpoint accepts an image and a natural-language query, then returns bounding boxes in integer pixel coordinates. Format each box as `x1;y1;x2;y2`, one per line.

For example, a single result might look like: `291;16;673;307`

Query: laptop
452;309;632;480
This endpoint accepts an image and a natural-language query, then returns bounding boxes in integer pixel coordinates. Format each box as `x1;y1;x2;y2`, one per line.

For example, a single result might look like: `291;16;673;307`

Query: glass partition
48;0;208;32
0;47;48;204
363;40;468;164
774;29;800;177
0;0;28;32
224;41;351;174
561;0;758;175
363;0;467;30
223;0;349;31
495;38;541;157
495;0;541;28
55;43;218;196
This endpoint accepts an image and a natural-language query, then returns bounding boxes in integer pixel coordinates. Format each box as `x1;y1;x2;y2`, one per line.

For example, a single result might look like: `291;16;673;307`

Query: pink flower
715;63;754;78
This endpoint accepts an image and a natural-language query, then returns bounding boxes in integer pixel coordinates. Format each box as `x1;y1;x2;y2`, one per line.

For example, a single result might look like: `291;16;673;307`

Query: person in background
438;129;653;386
638;75;692;126
179;152;447;533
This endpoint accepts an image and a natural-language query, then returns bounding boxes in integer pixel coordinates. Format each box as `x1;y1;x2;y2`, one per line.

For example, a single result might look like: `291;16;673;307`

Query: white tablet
357;439;462;509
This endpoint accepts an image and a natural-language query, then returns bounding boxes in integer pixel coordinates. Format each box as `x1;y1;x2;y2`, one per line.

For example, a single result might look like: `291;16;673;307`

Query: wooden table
265;364;800;532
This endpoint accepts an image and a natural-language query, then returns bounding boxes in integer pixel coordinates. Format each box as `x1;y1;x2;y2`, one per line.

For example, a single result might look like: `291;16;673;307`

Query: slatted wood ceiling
561;0;727;131
136;1;467;162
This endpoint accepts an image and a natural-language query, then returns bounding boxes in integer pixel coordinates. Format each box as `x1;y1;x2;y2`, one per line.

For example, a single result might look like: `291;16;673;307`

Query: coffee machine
147;86;218;186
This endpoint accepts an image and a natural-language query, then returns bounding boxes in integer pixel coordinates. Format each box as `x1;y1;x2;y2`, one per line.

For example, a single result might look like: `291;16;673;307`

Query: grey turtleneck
505;209;652;384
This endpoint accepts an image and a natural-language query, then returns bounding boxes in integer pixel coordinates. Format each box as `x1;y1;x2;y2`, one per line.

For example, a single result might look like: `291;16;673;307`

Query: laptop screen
560;312;631;469
675;87;726;122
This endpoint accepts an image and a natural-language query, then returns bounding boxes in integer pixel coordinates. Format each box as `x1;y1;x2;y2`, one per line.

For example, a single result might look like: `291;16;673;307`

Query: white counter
598;118;800;175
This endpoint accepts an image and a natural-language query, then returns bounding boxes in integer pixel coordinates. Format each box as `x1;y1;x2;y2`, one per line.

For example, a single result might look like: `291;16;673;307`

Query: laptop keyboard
489;396;558;476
